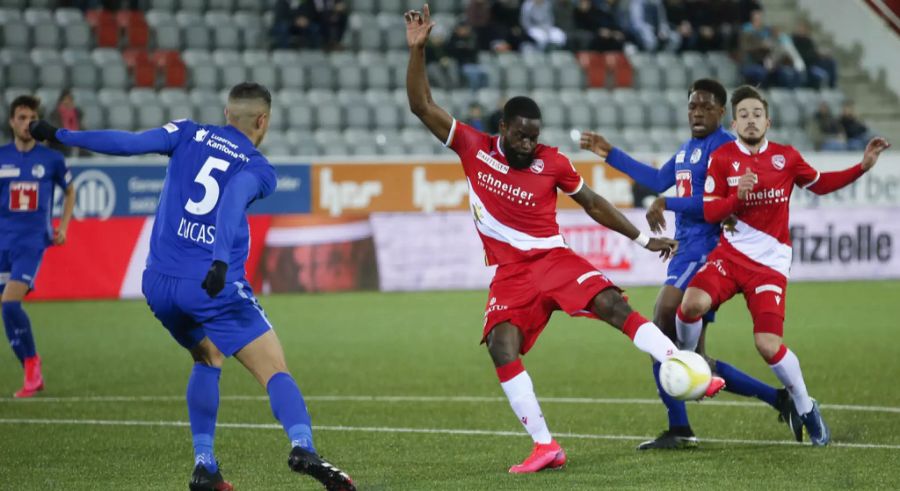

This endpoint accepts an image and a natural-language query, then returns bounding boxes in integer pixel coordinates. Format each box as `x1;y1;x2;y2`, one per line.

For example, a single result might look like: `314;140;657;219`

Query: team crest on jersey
530;159;544;174
31;164;45;178
704;175;715;193
675;150;686;164
194;128;209;143
690;148;702;164
772;154;786;170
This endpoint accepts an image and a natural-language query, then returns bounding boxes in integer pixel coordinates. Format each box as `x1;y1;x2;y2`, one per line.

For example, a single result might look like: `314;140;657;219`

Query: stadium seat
558;64;585;90
2;22;30;49
287;102;316;131
314;130;348;155
647;92;675;128
286;130;319;155
235;0;264;11
119;11;150;49
707;52;739;87
623;127;656;152
336;65;365;91
379;0;406;14
372;104;402;130
503;64;531;92
567;100;595;130
107;103;136;130
307;66;336;91
234;11;264;49
207;12;241;51
180;0;207;13
373;129;405;155
208;0;236;10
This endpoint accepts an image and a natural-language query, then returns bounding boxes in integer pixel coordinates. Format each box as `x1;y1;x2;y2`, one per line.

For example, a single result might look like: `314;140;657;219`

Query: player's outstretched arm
571;183;678;260
806;137;891;195
29;120;173;156
580;131;676;193
405;4;453;144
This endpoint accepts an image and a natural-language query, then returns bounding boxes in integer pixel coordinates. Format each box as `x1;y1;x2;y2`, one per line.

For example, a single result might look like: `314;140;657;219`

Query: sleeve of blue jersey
56;119;192;156
211;170;265;263
605;147;676;193
243;157;277;200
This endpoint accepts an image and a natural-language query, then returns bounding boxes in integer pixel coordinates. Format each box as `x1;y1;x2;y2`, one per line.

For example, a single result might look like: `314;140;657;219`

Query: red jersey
446;120;584;265
704;139;820;277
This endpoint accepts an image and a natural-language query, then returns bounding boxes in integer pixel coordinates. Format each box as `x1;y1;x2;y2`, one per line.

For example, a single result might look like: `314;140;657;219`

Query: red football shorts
686;247;788;335
482;247;619;355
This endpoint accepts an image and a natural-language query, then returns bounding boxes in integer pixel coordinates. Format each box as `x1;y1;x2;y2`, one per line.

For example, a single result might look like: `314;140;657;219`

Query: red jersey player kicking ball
405;4;725;473
678;85;891;446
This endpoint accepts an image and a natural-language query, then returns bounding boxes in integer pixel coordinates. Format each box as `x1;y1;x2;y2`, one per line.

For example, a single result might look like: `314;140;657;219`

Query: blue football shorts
0;247;45;292
664;247;716;323
141;269;272;356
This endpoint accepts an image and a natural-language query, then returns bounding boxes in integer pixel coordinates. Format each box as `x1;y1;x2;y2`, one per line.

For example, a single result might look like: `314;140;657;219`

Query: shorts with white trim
686;247;787;336
0;247;46;291
664;246;716;323
482;247;619;355
141;269;272;356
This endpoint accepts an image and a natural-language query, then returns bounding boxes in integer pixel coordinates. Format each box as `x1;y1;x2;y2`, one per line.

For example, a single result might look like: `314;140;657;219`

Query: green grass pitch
2;280;899;490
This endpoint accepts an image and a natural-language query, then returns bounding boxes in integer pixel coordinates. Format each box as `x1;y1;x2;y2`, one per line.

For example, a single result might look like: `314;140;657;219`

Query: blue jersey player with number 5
580;79;804;450
29;83;355;491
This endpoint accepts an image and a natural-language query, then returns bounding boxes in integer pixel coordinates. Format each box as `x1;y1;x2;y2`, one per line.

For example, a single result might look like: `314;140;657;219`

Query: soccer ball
659;350;712;401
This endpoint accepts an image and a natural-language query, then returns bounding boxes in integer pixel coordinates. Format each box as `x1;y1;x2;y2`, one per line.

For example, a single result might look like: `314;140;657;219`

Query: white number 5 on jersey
185;156;230;215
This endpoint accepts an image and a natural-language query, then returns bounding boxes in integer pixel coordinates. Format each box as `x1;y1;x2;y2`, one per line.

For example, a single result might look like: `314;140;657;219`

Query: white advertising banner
370;207;900;291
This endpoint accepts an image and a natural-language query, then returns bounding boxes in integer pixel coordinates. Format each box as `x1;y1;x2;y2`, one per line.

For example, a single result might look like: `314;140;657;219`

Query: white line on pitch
0;417;898;450
2;395;900;414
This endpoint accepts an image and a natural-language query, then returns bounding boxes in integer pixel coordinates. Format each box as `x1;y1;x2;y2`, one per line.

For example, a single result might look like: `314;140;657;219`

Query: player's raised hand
645;197;667;234
737;167;757;200
579;131;613;159
861;137;891;171
404;4;434;49
646;237;678;261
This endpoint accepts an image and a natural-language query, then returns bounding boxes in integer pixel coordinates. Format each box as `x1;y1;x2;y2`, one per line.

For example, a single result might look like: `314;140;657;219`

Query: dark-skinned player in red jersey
680;85;891;446
405;4;724;474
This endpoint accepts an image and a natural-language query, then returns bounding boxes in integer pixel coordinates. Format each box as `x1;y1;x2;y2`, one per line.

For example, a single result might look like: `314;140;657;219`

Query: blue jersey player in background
1;95;75;398
580;79;803;449
30;83;356;491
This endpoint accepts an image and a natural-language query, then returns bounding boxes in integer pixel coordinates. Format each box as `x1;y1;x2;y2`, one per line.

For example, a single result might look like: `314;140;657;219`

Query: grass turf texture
1;280;899;490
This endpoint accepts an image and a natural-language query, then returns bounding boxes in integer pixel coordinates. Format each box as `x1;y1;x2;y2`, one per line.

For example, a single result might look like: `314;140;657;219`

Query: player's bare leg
487;323;566;473
187;338;232;491
755;330;829;445
3;280;42;398
235;330;356;490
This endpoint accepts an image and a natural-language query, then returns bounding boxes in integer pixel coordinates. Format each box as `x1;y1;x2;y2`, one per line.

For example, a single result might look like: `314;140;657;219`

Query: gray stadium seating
2;22;31;50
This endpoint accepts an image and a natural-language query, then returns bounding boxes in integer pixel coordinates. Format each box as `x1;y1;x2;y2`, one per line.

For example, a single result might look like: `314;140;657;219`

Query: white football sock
632;322;678;363
676;309;702;351
770;348;814;415
501;371;552;444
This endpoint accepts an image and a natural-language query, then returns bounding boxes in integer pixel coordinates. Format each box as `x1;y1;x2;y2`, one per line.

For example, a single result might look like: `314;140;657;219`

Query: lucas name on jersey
177;217;215;245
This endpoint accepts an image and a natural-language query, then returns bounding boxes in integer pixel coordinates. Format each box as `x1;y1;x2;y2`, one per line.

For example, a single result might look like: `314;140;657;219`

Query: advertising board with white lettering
368;207;900;291
60;163;311;217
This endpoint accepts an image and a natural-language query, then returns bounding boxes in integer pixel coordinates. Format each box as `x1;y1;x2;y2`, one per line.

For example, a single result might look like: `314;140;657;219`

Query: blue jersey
146;121;276;281
665;127;735;250
0;143;70;250
606;126;734;252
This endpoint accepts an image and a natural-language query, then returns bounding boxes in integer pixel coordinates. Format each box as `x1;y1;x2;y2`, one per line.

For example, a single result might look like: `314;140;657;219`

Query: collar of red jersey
495;136;506;157
736;138;769;155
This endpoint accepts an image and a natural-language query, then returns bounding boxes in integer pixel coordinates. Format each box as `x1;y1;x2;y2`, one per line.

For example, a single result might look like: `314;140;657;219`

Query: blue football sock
267;372;315;452
717;360;779;408
3;301;35;364
187;364;221;472
653;361;690;429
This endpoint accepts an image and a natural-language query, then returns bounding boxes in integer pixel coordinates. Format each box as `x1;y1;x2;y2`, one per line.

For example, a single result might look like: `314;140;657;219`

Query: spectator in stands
738;9;800;88
627;0;680;52
272;0;320;49
464;102;487;131
840;101;874;151
791;21;838;89
425;26;461;89
490;0;530;52
448;22;488;90
669;0;727;52
313;0;349;51
738;0;764;24
520;0;567;51
466;0;494;50
48;89;84;157
572;0;626;52
811;101;846;151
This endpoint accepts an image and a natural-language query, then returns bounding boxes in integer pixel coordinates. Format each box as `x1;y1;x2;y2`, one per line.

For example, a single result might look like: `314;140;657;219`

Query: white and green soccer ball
659;350;712;401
